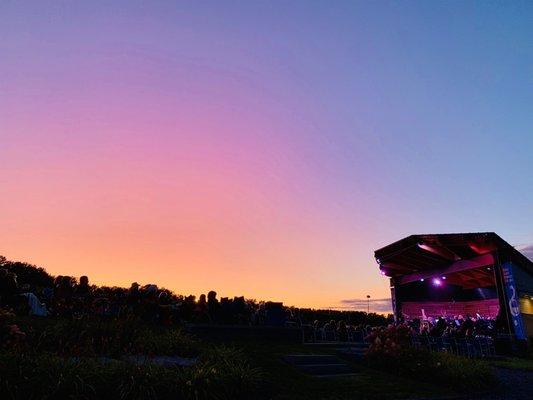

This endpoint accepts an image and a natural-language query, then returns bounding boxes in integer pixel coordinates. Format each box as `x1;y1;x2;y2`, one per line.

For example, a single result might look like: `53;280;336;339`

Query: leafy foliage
14;317;199;358
365;324;412;356
0;256;55;289
0;347;261;400
0;308;25;351
365;338;497;391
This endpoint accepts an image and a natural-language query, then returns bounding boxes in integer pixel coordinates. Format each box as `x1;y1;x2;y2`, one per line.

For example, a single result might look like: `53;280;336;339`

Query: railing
410;335;496;358
301;324;369;344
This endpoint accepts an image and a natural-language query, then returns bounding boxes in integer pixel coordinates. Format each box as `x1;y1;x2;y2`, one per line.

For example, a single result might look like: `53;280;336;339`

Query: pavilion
374;232;533;343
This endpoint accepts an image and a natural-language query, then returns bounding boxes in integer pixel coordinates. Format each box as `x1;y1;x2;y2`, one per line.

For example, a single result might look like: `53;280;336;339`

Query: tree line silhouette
0;255;391;327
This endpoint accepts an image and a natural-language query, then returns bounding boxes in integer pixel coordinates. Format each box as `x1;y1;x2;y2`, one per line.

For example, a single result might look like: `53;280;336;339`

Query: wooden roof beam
417;242;461;261
397;253;494;285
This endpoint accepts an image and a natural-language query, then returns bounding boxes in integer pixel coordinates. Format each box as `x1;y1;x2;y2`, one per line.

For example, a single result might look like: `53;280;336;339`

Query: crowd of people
0;269;387;332
302;316;500;360
303;314;502;346
0;256;514;362
405;314;499;339
0;259;270;325
0;256;388;329
397;315;504;357
308;320;373;342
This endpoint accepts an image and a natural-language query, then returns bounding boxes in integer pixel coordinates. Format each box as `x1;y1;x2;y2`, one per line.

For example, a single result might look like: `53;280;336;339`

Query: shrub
132;326;198;357
364;324;496;391
364;347;496;391
0;347;262;400
190;346;264;399
0;309;26;351
1;258;55;288
365;324;412;356
14;317;199;358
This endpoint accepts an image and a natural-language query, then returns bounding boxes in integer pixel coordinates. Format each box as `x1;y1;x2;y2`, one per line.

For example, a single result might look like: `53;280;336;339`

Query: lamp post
366;295;370;314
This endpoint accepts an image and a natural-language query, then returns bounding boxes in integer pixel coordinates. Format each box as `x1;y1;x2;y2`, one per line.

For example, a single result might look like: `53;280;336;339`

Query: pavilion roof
374;232;533;283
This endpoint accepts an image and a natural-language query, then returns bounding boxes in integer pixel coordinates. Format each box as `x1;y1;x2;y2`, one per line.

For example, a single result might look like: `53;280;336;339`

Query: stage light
420;278;425;282
441;276;446;280
432;278;442;287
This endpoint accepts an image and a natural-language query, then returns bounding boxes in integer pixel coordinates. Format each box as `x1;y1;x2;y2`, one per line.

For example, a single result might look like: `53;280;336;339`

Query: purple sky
1;1;532;310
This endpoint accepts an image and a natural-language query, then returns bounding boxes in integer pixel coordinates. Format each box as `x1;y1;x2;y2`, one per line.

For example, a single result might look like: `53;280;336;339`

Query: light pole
366;295;370;314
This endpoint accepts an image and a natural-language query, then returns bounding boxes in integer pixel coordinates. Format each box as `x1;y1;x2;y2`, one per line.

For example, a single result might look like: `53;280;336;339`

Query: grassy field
0;316;501;399
234;341;447;400
490;357;533;371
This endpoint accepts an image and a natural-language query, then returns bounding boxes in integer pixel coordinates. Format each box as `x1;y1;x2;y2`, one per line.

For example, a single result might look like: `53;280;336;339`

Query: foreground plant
0;345;262;400
364;325;497;392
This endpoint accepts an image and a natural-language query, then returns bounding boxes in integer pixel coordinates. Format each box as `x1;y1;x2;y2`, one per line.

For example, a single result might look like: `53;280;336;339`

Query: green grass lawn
2;316;494;399
490;357;533;371
226;341;454;400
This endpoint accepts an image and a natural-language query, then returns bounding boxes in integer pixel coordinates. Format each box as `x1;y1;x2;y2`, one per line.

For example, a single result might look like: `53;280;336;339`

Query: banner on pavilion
501;261;526;340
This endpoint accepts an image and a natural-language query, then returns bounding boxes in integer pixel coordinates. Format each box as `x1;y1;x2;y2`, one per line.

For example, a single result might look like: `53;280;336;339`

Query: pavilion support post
390;277;401;323
493;252;514;337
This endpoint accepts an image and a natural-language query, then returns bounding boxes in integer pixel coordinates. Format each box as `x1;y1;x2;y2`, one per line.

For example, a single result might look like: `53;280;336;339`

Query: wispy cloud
519;244;533;262
338;298;392;313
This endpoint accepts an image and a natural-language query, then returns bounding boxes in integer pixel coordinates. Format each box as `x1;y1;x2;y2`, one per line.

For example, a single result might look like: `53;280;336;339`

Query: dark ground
235;341;533;400
466;367;533;400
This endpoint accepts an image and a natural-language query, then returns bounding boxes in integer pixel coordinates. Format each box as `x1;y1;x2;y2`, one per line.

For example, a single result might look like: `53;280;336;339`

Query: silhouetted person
0;268;9;304
207;290;220;322
124;282;140;316
75;275;91;297
128;282;140;302
460;315;474;337
195;294;209;323
430;317;446;337
55;276;74;301
141;284;159;324
233;296;246;324
0;270;19;307
158;290;171;325
197;294;207;312
337;321;348;341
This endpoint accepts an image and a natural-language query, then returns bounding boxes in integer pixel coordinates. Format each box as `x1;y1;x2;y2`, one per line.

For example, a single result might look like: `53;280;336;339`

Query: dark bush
365;347;496;391
0;257;55;289
0;347;262;400
14;317;199;358
364;325;496;391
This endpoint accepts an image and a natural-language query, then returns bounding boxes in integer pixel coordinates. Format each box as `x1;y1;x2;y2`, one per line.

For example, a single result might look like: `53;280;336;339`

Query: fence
410;335;496;358
301;324;369;343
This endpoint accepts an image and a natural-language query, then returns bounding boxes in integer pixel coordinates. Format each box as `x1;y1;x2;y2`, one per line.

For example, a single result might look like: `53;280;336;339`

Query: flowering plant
365;324;412;356
0;307;26;349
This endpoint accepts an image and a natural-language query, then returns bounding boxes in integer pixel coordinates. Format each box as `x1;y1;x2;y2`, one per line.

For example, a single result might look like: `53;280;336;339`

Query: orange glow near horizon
3;2;531;312
1;116;391;309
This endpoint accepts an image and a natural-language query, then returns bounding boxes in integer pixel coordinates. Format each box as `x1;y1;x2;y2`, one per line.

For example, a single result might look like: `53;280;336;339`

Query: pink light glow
432;278;443;287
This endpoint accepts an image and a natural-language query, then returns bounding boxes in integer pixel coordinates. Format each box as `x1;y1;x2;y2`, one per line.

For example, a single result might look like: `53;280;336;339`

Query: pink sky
2;2;532;310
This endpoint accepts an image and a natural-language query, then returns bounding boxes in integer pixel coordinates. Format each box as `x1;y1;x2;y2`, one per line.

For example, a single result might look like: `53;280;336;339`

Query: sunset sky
1;1;532;311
